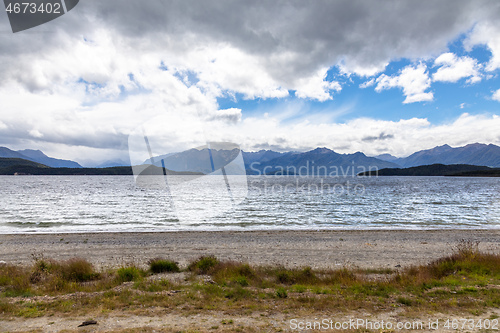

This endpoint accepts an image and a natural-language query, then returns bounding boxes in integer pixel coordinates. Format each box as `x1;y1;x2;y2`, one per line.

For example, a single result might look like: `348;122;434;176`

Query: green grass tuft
116;266;144;282
276;287;288;298
148;258;180;274
188;255;220;274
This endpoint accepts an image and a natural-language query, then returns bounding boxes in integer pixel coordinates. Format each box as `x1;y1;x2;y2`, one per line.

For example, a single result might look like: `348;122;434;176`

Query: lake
0;175;499;233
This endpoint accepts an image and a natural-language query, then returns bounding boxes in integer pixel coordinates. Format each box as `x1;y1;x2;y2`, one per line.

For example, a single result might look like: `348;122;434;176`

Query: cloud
294;68;341;101
493;88;500;102
0;0;499;163
339;61;388;77
82;0;483;76
465;21;500;71
359;78;375;89
227;113;500;157
362;132;395;142
0;1;496;100
375;64;433;104
433;52;482;83
208;108;242;124
177;45;290;100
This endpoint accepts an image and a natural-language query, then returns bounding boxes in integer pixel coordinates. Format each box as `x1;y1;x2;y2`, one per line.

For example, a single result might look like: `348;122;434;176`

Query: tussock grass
275;287;288;298
148;258;180;274
392;239;500;288
0;264;31;296
116;266;145;282
211;261;258;287
187;255;219;274
0;240;498;318
0;257;101;296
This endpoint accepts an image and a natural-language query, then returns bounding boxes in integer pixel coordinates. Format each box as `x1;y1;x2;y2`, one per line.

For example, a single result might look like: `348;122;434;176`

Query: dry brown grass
0;240;498;319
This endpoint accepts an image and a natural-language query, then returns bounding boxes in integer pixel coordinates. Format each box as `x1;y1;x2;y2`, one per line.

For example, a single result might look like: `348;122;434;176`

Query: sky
1;0;500;166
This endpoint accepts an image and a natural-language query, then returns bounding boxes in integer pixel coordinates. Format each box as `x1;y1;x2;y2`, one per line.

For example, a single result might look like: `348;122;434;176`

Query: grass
116;266;145;282
188;255;220;274
275;287;288;298
0;240;498;319
148;258;180;274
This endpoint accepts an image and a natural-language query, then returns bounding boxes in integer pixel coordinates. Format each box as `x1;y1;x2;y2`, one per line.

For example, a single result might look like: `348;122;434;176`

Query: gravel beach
1;230;499;269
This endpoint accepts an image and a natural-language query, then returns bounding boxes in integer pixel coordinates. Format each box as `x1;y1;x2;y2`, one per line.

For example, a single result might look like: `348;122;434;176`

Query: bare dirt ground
2;309;500;332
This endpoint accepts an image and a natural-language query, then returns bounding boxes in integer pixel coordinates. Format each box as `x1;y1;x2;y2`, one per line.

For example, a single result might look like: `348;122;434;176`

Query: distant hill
0;147;28;159
247;147;400;176
146;149;287;174
0;157;48;169
450;169;500;177
95;159;130;168
143;152;176;165
0;147;82;168
394;143;500;168
373;153;399;163
145;148;244;174
242;150;288;166
17;149;82;168
0;164;203;176
0;165;133;175
145;147;399;175
358;164;493;176
6;142;500;173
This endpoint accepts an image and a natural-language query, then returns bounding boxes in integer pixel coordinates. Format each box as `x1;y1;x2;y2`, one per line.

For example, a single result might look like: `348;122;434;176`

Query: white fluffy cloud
225;113;500;158
359;78;375;89
172;45;290;100
294;68;341;101
375;64;433;104
493;88;500;102
433;52;482;83
338;61;388;77
465;22;500;71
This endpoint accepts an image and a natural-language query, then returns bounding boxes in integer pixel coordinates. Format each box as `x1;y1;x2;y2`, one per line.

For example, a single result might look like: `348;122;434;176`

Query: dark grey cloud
362;132;395;142
78;0;500;77
250;142;295;152
2;0;499;82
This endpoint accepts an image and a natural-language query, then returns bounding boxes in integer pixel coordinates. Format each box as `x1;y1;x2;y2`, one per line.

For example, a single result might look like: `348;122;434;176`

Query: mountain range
2;142;500;172
374;143;500;168
358;164;496;177
0;147;82;168
143;143;500;175
244;148;399;175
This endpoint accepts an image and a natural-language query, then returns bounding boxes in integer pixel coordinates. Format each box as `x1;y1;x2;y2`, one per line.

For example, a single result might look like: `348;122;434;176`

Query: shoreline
1;229;499;269
1;226;499;236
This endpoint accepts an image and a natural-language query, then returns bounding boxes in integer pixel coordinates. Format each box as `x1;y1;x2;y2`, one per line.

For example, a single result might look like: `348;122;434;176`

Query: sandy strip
3;310;500;333
0;230;499;269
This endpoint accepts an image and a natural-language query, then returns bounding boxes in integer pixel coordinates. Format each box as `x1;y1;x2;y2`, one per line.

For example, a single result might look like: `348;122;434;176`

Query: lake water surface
1;175;499;233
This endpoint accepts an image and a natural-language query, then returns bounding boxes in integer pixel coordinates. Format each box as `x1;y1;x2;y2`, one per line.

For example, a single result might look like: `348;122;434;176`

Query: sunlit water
0;175;499;233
